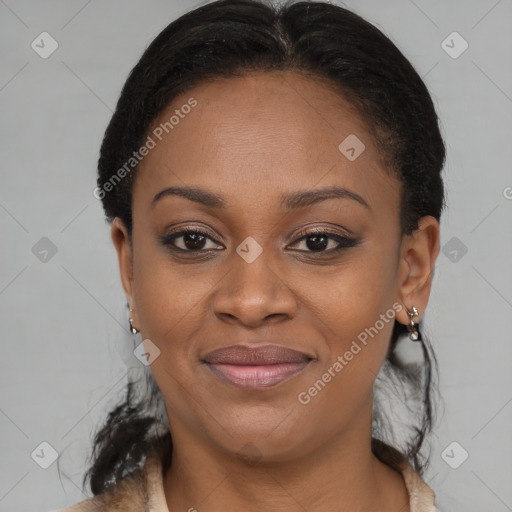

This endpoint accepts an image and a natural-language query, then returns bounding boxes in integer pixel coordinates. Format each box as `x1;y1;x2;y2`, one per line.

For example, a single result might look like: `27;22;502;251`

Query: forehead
134;70;399;214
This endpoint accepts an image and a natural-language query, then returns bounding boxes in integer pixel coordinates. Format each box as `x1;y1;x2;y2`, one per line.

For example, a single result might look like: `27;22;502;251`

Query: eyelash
160;226;360;256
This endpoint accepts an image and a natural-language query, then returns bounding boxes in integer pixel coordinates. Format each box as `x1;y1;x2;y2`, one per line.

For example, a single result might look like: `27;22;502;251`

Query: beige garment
55;455;437;512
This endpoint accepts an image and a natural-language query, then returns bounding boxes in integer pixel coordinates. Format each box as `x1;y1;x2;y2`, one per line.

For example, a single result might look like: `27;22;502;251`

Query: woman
54;0;461;510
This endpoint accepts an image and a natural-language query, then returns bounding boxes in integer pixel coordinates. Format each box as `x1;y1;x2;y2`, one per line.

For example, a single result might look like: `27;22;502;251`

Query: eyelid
291;224;354;240
164;223;223;241
286;221;356;241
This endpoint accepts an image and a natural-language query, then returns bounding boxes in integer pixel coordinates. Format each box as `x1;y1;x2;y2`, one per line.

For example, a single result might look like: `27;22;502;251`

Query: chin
205;409;310;461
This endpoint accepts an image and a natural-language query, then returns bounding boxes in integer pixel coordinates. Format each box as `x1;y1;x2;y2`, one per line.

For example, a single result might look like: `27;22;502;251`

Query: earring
129;307;140;335
406;306;421;342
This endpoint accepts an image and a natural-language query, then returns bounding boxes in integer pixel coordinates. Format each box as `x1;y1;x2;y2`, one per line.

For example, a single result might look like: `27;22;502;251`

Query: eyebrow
281;186;370;210
151;185;370;211
152;186;224;209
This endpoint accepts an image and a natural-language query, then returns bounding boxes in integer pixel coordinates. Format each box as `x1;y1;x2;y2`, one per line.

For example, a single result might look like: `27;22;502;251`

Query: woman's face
113;70;438;462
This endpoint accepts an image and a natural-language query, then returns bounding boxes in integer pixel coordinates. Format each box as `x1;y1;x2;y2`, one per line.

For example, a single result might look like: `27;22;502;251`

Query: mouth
201;344;313;390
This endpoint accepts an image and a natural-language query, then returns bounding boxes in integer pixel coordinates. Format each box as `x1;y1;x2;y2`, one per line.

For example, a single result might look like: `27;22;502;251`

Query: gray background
1;0;511;510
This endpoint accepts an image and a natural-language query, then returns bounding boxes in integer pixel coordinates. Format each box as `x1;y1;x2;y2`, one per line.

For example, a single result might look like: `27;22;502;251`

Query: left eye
289;230;358;253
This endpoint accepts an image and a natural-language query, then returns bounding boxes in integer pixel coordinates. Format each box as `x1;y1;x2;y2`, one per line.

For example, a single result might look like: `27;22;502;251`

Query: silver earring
406;306;421;342
129;307;140;335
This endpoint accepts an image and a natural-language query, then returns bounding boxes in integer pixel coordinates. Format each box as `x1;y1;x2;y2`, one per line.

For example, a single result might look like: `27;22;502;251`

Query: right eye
160;228;224;252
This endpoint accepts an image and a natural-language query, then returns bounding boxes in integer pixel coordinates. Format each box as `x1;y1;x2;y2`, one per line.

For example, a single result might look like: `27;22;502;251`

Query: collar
146;455;437;512
395;456;437;512
60;453;437;511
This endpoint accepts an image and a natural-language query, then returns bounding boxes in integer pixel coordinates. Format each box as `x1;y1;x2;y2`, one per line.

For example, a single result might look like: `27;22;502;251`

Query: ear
395;215;440;326
111;217;138;326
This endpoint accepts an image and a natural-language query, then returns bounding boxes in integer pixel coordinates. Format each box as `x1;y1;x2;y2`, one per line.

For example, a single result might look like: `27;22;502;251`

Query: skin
111;70;440;512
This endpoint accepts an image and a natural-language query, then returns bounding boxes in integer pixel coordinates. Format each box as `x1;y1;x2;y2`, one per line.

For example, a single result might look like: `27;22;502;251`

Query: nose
212;250;297;328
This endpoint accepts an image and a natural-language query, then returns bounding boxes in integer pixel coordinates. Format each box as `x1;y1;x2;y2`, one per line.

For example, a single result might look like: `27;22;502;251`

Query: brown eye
161;229;223;252
290;229;360;253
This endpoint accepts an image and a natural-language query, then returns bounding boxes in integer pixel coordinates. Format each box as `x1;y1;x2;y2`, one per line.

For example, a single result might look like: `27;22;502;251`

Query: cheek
307;240;398;331
134;266;210;346
131;242;205;352
302;241;399;380
130;246;241;403
298;280;397;435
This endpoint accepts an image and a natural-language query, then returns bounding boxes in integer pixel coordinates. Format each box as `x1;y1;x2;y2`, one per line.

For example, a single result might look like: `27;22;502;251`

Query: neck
162;403;409;511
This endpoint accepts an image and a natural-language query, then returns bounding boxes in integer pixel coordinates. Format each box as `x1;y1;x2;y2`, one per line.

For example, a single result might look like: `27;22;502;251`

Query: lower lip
205;361;311;389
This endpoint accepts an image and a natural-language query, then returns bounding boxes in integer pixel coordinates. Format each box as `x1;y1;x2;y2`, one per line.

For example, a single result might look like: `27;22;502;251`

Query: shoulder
50;456;166;512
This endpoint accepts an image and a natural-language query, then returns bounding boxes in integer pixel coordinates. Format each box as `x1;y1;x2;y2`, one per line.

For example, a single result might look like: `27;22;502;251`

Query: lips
203;344;311;365
202;344;313;389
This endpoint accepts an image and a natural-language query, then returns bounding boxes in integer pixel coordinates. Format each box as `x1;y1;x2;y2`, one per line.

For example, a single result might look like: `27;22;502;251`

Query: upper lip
202;344;312;365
